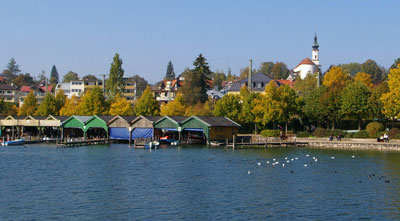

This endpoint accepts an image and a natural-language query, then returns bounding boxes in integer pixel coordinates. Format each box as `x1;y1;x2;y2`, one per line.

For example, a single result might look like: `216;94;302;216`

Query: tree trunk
332;121;335;130
254;123;258;135
358;118;362;131
285;122;288;136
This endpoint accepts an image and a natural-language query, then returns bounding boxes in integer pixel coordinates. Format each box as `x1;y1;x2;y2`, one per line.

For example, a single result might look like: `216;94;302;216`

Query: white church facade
289;34;320;80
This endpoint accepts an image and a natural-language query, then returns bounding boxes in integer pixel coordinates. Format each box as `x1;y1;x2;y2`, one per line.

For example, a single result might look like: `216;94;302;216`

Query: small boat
145;141;160;149
187;134;205;144
2;138;25;146
159;135;179;145
210;141;224;146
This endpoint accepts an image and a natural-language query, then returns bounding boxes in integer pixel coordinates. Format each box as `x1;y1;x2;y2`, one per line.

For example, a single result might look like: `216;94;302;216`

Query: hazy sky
0;0;399;83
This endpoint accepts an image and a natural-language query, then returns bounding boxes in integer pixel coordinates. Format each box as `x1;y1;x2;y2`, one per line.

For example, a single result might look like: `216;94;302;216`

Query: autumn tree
323;66;349;88
258;61;275;77
354;72;373;89
160;93;186;116
338;63;361;76
369;82;388;122
185;101;213;116
390;58;400;71
35;93;57;116
213;94;241;123
134;86;160;116
77;86;109;115
18;90;37;116
319;84;343;129
60;95;80;116
106;53;125;99
0;98;18;115
164;61;175;80
55;89;66;115
293;73;318;95
62;71;80;82
381;64;400;120
275;85;303;133
252;81;280;127
50;65;59;85
340;81;371;130
109;93;134;116
12;73;34;89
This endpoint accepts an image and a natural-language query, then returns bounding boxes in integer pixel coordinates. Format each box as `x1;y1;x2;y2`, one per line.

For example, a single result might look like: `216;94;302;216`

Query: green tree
240;85;260;133
18;90;37;116
35;93;57;116
338;63;361;76
212;70;226;90
361;59;384;84
62;71;80;82
131;75;148;98
293;73;318;95
303;86;326;125
390;58;400;70
181;54;213;105
50;65;59;85
77;86;109;115
55;89;66;115
2;58;20;81
82;74;98;81
0;98;18;115
134;86;160;116
37;70;47;84
319;83;343;129
258;61;275;77
340;81;371;130
275;85;303;133
252;81;280;127
369;82;388;122
106;53;125;99
271;62;290;79
213;94;241;123
164;61;175;80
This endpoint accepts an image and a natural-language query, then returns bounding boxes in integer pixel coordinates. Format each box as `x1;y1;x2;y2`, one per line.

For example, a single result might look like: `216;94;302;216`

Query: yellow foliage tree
109;93;134;116
381;64;400;119
323;66;349;88
184;101;213;116
354;72;373;89
160;93;186;116
252;81;280;126
59;95;80;116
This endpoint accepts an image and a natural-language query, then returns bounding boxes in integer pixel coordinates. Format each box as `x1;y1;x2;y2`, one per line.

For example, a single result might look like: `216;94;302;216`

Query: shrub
350;130;370;138
312;128;346;137
260;129;280;137
296;131;311;137
366;122;384;138
388;128;400;139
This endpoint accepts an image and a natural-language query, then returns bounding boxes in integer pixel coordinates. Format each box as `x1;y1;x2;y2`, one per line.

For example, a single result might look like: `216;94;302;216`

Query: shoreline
297;138;400;152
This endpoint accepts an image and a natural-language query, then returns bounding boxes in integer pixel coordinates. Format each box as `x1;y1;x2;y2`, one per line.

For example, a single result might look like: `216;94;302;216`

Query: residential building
227;72;275;95
0;84;18;103
122;78;136;103
152;78;183;103
55;80;84;98
83;78;103;91
19;85;52;106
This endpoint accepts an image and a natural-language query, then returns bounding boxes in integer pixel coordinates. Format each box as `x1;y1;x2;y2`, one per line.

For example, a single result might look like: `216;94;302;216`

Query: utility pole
248;59;252;91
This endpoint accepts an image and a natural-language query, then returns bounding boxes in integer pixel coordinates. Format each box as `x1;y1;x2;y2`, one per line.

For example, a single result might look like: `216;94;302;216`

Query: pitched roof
294;58;316;69
96;115;114;123
228;72;274;92
194;116;241;127
0;84;16;90
120;115;137;123
21;85;52;92
276;79;294;88
143;116;163;122
168;116;188;123
73;115;92;123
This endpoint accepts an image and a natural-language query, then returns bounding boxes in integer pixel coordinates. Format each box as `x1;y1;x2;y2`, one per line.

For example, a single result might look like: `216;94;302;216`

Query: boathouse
180;116;240;143
62;115;92;139
153;116;188;140
84;115;112;139
130;115;162;140
108;115;136;140
0;115;25;139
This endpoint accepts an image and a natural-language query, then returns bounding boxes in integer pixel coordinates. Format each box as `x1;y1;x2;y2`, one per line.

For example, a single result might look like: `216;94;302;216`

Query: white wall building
55;80;84;98
291;34;320;80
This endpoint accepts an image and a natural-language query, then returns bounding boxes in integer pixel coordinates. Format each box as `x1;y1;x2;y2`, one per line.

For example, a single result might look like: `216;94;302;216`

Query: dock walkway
57;139;110;147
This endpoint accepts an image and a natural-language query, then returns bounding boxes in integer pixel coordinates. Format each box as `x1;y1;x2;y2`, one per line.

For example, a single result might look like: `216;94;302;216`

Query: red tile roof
276;79;294;88
294;58;316;69
20;85;52;92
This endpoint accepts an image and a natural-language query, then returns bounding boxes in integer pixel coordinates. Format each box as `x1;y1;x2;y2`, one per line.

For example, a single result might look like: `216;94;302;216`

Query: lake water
0;144;400;220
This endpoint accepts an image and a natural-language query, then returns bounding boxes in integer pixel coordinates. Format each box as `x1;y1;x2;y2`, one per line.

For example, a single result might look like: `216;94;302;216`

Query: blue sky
0;0;399;83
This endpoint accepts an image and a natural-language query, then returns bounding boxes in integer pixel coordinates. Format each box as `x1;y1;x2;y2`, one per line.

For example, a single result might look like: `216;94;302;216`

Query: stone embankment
297;137;400;151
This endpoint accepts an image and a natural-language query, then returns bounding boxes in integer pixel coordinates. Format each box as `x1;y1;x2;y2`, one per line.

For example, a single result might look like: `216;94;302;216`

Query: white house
55;80;84;98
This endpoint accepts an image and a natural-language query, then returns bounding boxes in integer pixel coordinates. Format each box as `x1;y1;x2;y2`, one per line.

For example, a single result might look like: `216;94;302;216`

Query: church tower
312;33;319;65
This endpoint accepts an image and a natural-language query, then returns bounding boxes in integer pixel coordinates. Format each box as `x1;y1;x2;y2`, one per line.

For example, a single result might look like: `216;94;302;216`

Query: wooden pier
57;139;110;147
226;135;309;148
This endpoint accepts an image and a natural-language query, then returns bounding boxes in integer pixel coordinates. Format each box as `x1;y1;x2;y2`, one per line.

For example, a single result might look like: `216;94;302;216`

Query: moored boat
2;138;25;146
